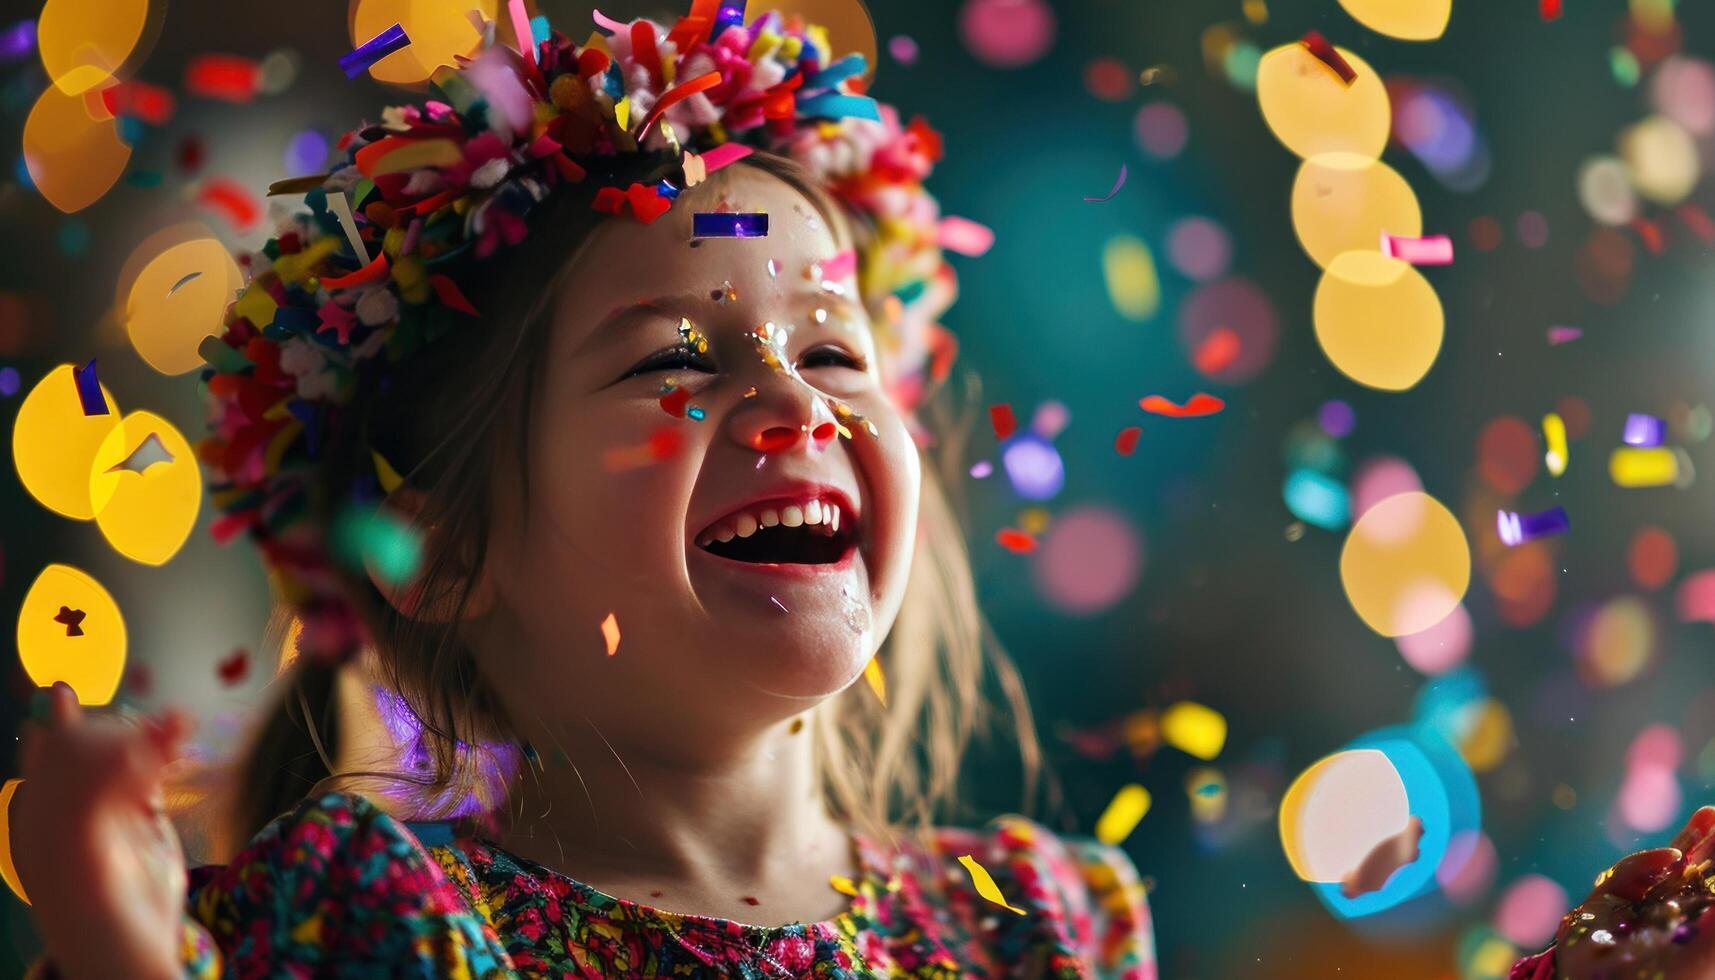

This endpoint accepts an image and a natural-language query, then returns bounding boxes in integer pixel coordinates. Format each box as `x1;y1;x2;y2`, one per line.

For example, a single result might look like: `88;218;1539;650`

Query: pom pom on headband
197;2;968;664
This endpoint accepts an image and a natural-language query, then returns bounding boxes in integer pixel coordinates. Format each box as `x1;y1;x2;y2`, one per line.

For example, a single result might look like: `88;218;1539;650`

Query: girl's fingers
47;682;81;726
1673;806;1715;862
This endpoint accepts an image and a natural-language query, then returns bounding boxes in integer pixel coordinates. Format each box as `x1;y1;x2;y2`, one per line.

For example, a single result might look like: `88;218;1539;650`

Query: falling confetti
600;612;621;656
863;657;886;704
1543;413;1569;476
217;648;249;685
52;605;85;637
72;357;108;416
996;528;1037;553
1496;507;1570;547
1139;393;1225;418
1095;783;1152;845
1114;426;1143;456
1083;164;1128;203
957;854;1026;915
1161;702;1227;759
989;404;1017;441
342;23;412;79
830;875;859;896
693;212;769;238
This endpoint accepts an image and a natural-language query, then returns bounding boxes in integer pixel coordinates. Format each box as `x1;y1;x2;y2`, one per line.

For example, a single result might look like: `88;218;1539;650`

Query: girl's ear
365;486;499;623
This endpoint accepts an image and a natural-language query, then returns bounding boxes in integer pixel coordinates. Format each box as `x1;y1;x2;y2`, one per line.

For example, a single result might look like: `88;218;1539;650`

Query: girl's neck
490;713;858;925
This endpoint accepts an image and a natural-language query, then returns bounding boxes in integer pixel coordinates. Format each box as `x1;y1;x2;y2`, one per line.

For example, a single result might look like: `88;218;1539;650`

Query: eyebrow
591;292;708;337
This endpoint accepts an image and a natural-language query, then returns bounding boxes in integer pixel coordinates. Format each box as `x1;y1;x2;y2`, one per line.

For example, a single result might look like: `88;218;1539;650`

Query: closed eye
799;345;867;371
624;345;713;379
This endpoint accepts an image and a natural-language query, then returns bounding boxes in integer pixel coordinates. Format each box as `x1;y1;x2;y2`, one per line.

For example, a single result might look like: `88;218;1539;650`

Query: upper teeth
698;496;843;547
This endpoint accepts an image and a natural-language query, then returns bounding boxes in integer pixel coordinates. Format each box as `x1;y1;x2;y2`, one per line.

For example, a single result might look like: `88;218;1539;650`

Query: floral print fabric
41;792;1156;978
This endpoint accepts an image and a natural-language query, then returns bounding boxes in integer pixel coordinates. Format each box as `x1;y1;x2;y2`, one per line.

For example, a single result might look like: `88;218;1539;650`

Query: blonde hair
222;152;1043;850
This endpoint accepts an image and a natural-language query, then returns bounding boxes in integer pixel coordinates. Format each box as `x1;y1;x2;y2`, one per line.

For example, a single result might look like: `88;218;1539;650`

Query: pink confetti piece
1547;326;1582;345
1084;164;1128;203
970;460;993;478
888;34;919;65
938;215;995;257
1381;232;1454;265
698;142;754;175
821;249;857;281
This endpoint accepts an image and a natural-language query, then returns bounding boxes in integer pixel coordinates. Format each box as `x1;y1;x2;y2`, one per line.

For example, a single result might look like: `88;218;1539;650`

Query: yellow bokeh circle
17;564;127;706
1292;153;1423;269
125;237;244;376
1314;252;1444;391
1257;42;1391;160
1340;491;1471;638
12;364;122;521
1621;115;1701;206
348;0;499;88
1279;748;1409;883
89;411;203;566
22;82;132;214
1336;0;1451;41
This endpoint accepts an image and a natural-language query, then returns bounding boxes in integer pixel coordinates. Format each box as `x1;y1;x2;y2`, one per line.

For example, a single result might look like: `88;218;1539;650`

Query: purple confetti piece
0;366;18;398
1083;164;1128;203
888;34;919;66
1547;325;1582;345
340;23;411;79
970;460;993;478
1497;506;1569;546
72;357;109;416
1623;413;1666;448
693;212;769;238
0;19;34;62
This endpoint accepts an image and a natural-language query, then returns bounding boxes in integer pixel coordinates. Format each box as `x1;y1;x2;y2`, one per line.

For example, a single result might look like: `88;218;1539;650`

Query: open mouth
695;495;859;566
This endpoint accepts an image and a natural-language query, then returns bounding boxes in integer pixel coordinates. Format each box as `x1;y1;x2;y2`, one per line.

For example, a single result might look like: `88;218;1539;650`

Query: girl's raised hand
12;682;193;980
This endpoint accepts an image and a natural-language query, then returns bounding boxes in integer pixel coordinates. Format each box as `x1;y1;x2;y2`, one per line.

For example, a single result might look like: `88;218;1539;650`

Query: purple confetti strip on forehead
1623;413;1666;448
340;23;412;79
693;212;769;238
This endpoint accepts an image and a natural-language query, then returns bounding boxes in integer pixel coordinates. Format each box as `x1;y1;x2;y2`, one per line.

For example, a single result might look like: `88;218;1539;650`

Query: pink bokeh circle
1493;874;1570;948
1032;505;1144;614
958;0;1056;69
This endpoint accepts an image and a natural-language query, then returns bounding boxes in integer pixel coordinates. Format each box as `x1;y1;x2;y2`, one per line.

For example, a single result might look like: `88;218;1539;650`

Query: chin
720;611;875;704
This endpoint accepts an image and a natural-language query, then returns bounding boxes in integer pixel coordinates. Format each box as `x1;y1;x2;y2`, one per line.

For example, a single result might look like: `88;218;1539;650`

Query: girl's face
473;165;921;738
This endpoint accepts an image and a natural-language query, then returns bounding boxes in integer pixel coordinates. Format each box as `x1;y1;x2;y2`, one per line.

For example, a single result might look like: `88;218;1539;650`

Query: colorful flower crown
196;2;969;663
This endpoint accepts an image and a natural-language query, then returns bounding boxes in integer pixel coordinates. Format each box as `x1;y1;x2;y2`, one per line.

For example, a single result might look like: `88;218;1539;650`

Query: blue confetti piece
795;92;881;122
806;54;866;90
0;366;19;398
530;14;550;44
687;406;706;421
693;212;768;238
72;357;109;416
657;179;681;200
712;4;745;40
340;23;411;79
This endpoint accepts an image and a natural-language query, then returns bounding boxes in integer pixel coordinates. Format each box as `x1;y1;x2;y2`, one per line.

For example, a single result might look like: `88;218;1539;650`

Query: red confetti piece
989;403;1017;441
1299;31;1356;85
100;81;176;125
1540;0;1563;21
742;895;761;906
124;664;152;697
638;70;721;138
217;648;250;685
996;529;1037;553
659;385;692;418
1632;218;1665;255
1115;426;1143;456
185;54;263;103
176;135;205;174
430;274;480;316
1678;204;1715;244
1139;393;1225;418
196;177;262;232
320;253;391;290
1192;327;1241;374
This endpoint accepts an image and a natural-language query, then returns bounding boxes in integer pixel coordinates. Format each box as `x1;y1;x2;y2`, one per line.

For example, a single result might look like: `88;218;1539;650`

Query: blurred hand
1516;806;1715;979
12;682;192;980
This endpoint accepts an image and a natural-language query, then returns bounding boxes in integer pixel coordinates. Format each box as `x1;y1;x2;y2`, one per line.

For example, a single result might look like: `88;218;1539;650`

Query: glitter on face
751;320;792;373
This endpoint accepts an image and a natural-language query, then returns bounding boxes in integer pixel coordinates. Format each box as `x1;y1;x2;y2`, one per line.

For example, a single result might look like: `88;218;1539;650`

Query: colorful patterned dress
42;792;1157;978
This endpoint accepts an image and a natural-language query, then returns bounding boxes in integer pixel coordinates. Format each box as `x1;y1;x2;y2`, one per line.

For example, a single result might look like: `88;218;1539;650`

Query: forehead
554;165;849;325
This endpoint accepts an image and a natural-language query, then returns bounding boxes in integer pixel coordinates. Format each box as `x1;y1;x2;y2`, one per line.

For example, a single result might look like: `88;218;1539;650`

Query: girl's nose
729;381;839;455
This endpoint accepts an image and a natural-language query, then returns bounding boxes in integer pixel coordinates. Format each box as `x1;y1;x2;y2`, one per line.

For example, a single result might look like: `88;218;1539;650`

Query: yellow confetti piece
373;449;404;495
12;364;122;520
957;854;1026;915
1161;702;1227;760
829;875;858;896
863;657;886;705
88;412;202;566
0;778;25;905
1094;783;1151;846
614;96;631;131
17;564;127;705
1611;446;1690;488
1543;413;1568;477
601;612;621;656
1102;234;1160;321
